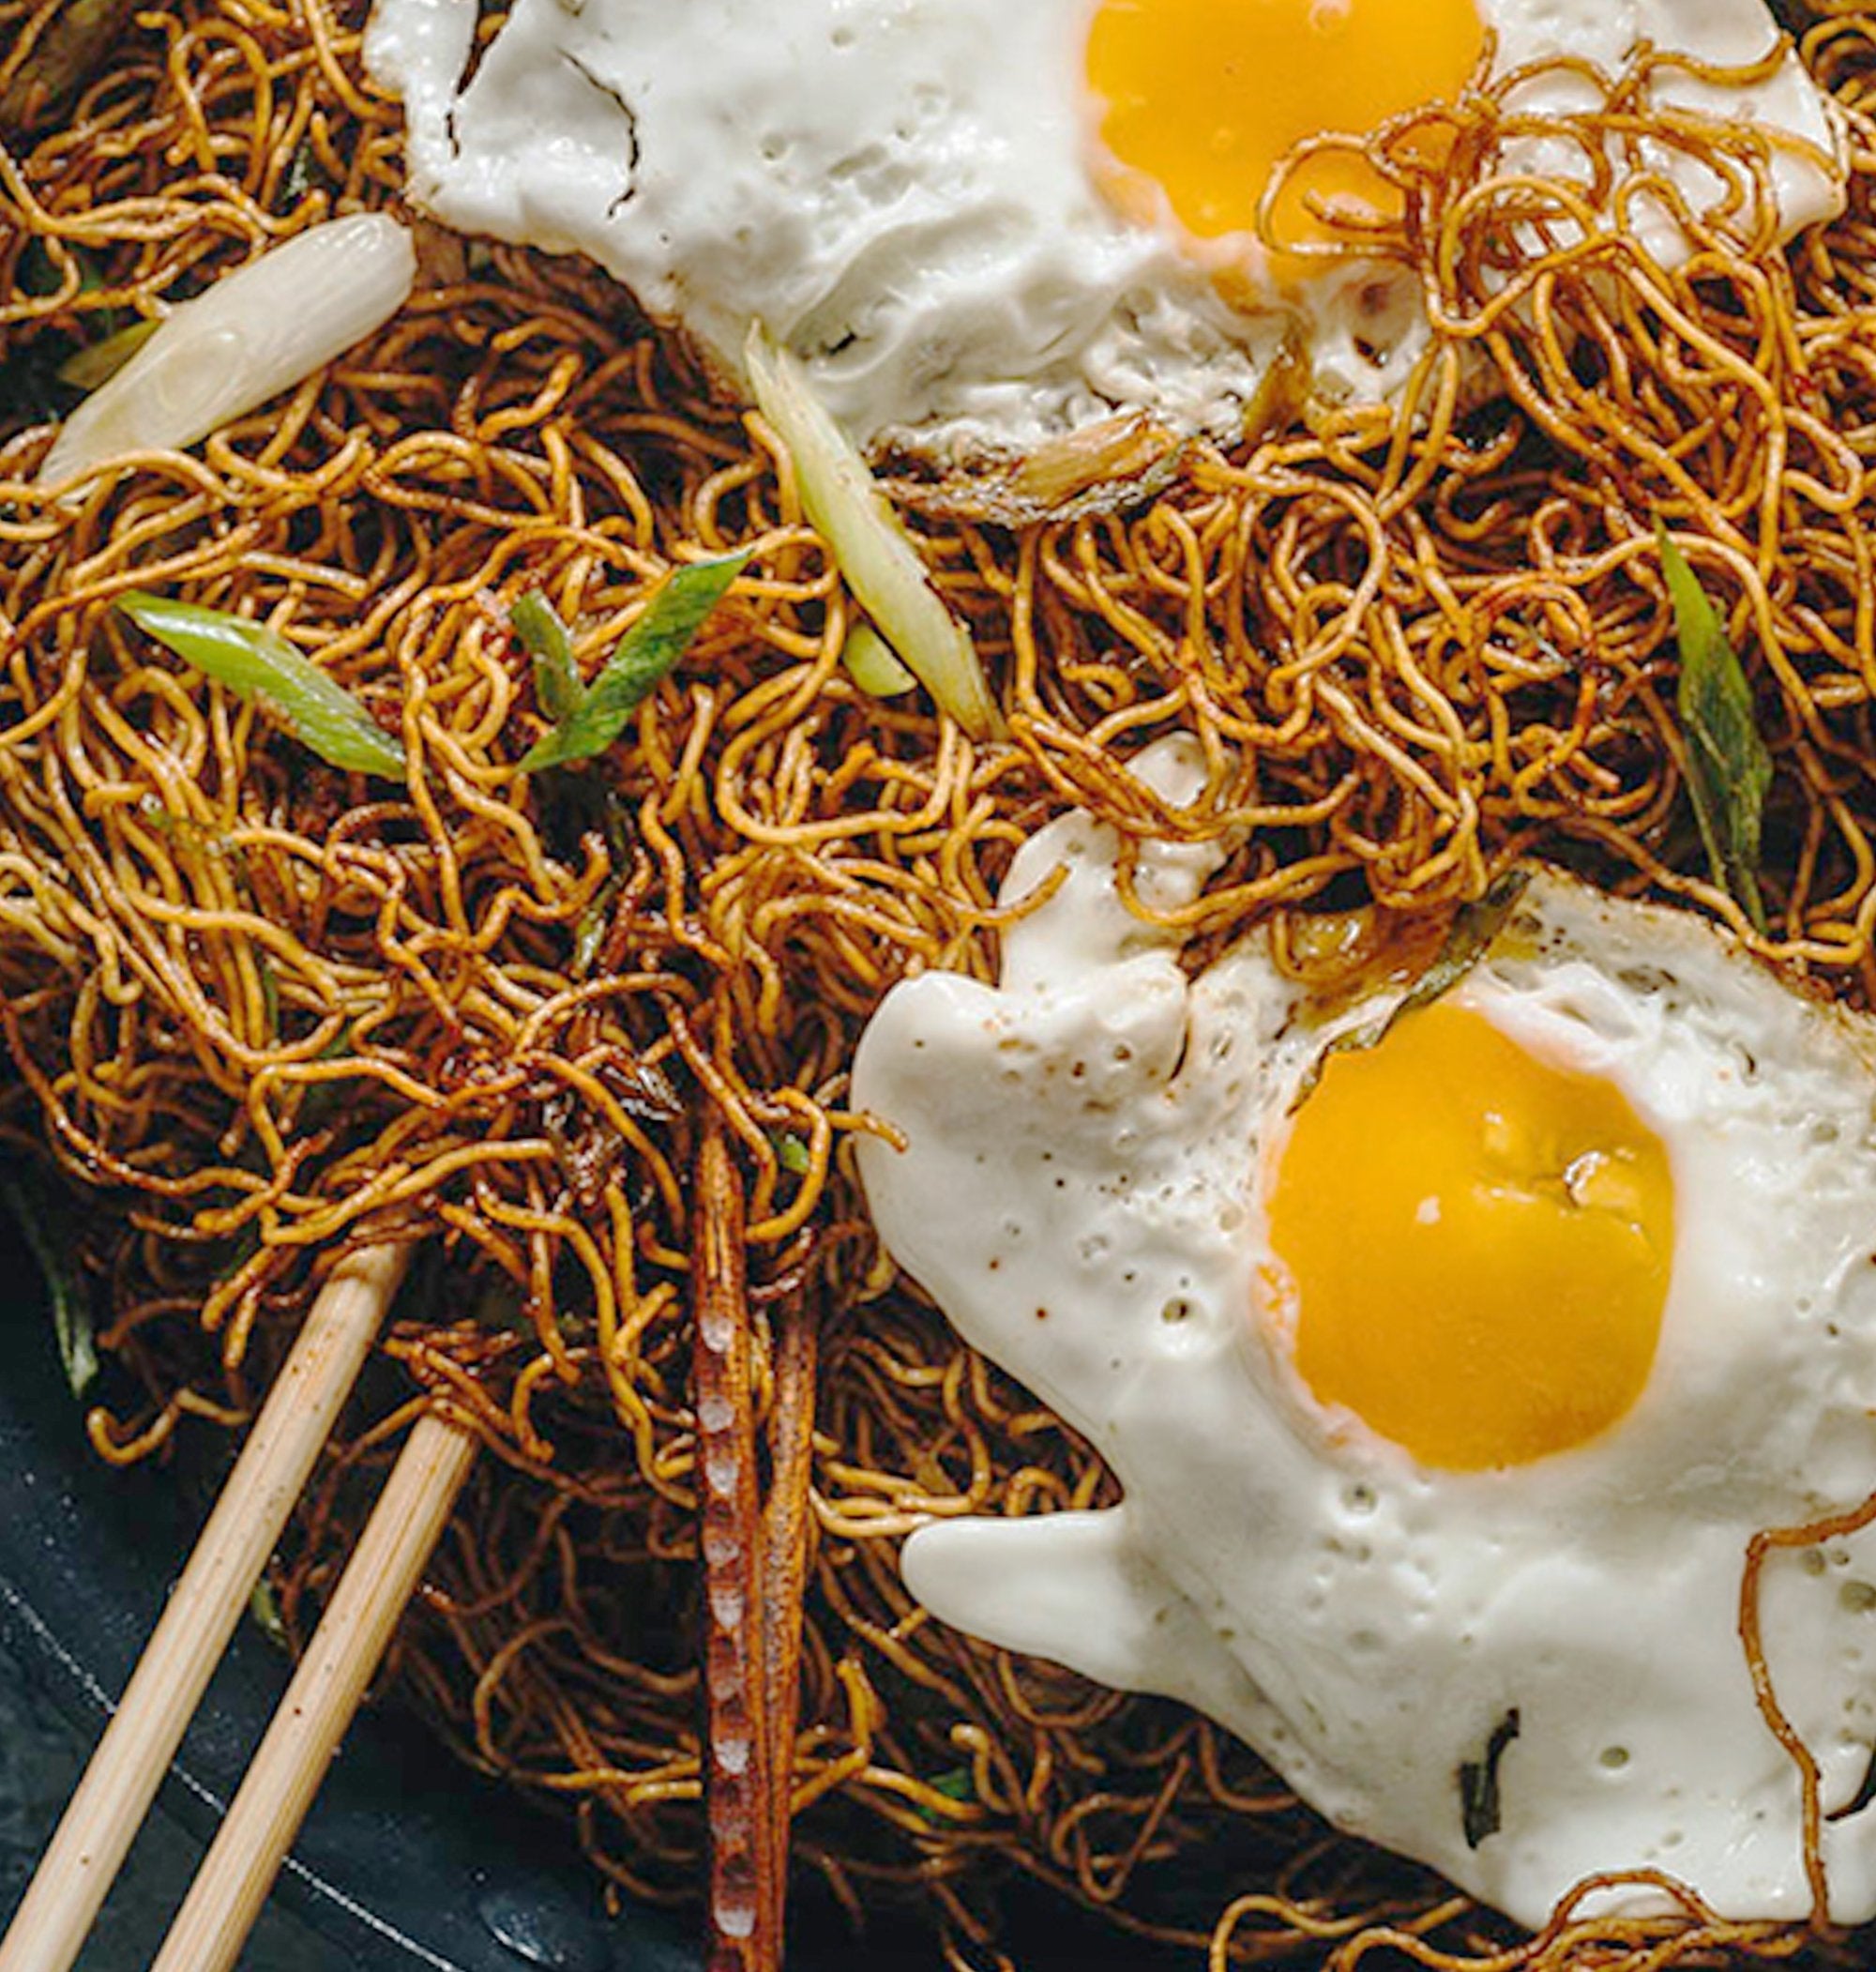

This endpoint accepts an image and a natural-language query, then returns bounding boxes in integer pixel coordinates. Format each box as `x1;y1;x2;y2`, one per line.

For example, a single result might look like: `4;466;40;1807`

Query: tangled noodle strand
6;0;1876;1965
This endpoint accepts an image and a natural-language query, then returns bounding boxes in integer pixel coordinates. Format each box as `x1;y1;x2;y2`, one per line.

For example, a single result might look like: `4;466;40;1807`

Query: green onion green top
118;591;406;780
1657;523;1773;933
519;553;748;772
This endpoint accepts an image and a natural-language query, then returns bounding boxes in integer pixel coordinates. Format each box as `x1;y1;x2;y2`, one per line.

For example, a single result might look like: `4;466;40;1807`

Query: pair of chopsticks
0;1114;812;1972
0;1241;479;1972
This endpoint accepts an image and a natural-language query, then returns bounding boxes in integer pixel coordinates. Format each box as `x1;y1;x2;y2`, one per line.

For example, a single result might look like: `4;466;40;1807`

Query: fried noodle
5;1;1876;1966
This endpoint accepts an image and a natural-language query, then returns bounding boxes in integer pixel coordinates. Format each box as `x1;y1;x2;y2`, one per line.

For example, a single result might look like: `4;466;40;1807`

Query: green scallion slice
1657;523;1773;933
841;621;917;699
510;589;584;722
519;553;749;772
118;591;406;780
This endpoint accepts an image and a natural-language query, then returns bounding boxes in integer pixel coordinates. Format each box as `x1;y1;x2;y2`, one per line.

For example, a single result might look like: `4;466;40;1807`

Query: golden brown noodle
6;1;1876;1966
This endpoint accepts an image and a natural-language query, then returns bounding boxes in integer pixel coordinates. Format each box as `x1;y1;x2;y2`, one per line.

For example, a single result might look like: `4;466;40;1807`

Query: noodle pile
5;1;1876;1966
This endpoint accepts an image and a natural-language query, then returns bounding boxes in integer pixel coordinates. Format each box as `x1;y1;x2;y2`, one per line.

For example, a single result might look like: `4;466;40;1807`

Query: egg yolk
1267;1001;1673;1471
1084;0;1484;256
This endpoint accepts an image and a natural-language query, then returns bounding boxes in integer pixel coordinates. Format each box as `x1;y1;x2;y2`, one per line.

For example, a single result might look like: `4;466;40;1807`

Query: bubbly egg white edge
855;738;1876;1930
362;0;1845;464
355;0;1872;1929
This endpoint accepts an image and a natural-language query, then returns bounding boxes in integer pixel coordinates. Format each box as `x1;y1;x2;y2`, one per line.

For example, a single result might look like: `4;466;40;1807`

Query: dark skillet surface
0;1228;1173;1972
0;1229;696;1972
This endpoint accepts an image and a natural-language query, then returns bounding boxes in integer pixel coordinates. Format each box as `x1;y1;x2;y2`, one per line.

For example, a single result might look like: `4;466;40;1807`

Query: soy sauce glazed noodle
7;1;1876;1966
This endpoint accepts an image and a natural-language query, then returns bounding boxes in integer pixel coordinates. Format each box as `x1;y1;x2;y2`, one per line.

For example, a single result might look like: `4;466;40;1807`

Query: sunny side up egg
851;737;1876;1928
363;0;1843;464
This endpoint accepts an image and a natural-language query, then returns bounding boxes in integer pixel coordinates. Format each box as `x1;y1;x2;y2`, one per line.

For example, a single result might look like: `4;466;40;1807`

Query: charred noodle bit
8;0;1876;1968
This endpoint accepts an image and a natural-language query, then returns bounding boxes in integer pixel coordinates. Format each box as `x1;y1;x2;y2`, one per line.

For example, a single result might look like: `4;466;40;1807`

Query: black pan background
0;1225;697;1972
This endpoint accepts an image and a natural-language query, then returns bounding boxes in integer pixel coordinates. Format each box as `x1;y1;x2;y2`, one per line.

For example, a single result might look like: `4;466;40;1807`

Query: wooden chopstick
0;1241;410;1972
147;1409;478;1972
757;1302;818;1958
694;1116;821;1972
693;1115;776;1972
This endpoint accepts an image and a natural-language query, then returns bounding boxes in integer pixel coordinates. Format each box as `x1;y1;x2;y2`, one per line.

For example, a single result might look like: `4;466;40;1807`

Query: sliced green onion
248;1577;289;1650
520;554;749;772
118;591;406;780
0;1169;98;1399
744;321;1000;740
282;135;323;207
1385;870;1530;1032
840;620;917;700
775;1132;812;1176
1294;872;1531;1107
573;878;620;978
39;214;415;489
56;317;160;393
1657;521;1773;933
510;589;584;721
1241;325;1313;445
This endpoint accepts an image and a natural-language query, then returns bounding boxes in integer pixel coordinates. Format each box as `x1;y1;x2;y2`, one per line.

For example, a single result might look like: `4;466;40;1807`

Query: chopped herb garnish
1297;871;1531;1104
0;1168;98;1398
1657;522;1773;933
248;1575;289;1649
776;1132;812;1176
1386;871;1530;1031
511;589;585;722
914;1766;976;1825
118;591;406;780
519;554;749;772
1459;1707;1520;1850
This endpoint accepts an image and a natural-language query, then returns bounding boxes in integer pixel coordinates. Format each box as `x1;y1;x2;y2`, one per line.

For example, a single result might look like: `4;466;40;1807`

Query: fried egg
852;736;1876;1927
366;0;1840;462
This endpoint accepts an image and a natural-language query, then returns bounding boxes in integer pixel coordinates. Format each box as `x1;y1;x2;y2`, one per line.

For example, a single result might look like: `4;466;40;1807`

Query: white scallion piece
38;213;416;490
840;621;918;700
744;321;1001;740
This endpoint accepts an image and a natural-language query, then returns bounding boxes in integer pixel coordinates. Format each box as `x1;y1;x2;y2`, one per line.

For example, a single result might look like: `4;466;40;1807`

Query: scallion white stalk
38;213;416;489
840;621;917;699
745;321;1001;740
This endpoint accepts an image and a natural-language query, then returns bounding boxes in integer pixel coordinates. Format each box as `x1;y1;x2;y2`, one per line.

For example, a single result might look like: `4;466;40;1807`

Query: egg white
853;736;1876;1928
366;0;1843;464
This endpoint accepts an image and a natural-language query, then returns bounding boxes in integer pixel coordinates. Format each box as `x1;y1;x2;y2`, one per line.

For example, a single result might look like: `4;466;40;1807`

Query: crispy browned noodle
8;1;1876;1965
